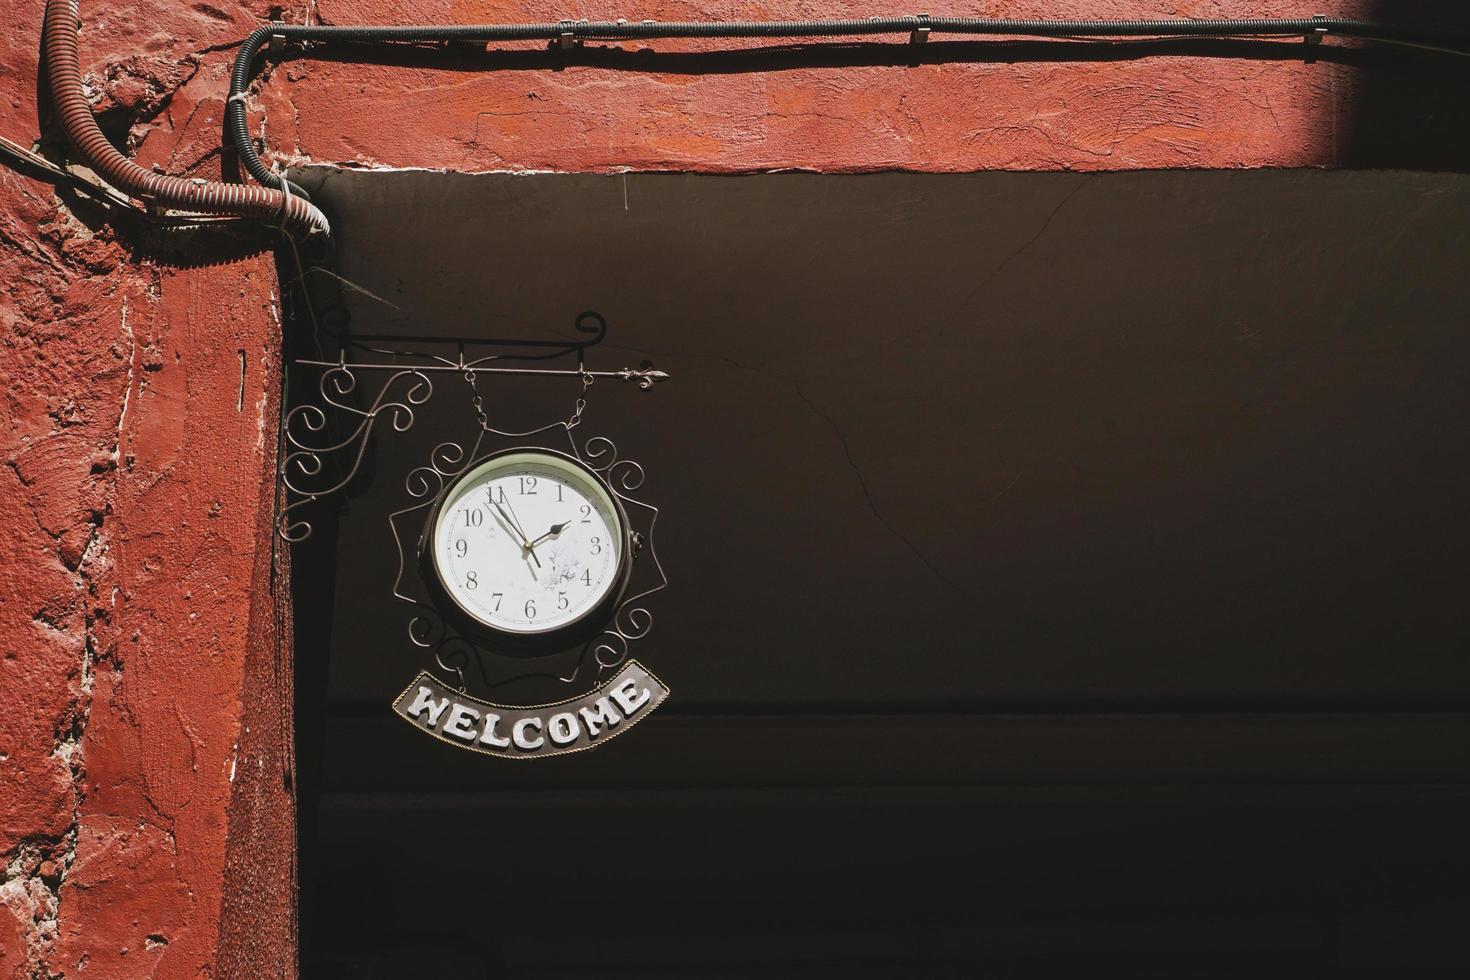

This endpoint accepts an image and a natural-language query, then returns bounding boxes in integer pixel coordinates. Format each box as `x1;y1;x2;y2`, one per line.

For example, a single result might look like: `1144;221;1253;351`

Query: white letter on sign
480;713;511;749
578;698;622;738
547;712;580;747
443;704;480;742
512;717;544;751
611;679;651;716
405;687;450;727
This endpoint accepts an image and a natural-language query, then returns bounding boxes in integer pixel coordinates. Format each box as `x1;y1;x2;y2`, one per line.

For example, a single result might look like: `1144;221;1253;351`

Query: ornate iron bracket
276;312;671;697
277;314;668;543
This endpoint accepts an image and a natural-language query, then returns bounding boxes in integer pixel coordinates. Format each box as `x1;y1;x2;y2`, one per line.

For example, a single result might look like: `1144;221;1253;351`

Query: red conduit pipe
42;0;329;237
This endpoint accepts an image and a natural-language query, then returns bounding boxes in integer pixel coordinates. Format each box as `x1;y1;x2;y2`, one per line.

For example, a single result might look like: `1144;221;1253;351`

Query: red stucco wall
1;1;1463;976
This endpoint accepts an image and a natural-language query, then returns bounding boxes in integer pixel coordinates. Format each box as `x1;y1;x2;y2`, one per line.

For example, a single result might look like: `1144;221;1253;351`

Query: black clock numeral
487;485;506;505
579;504;592;523
524;599;536;619
557;591;569;611
454;538;468;558
491;592;503;611
581;569;592;587
463;508;483;527
519;476;537;495
590;536;602;555
556;483;564;503
465;570;478;590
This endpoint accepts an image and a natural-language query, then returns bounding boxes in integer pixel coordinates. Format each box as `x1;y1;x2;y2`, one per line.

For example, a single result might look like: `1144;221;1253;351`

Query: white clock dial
431;451;626;636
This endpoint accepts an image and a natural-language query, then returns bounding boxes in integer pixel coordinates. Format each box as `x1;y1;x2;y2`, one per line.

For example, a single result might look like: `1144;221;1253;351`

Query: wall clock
424;448;633;644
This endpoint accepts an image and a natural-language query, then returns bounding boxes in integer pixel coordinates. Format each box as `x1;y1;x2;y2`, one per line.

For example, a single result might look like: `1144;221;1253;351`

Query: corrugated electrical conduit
42;1;1470;239
42;0;330;236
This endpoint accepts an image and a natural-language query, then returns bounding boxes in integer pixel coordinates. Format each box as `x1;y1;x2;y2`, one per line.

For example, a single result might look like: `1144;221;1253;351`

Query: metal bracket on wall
275;311;669;543
1304;14;1327;62
556;18;587;50
292;358;669;388
910;13;931;44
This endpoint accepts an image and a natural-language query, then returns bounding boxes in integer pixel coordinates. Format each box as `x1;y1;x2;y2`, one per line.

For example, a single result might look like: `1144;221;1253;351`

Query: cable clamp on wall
910;13;931;44
1305;14;1327;45
557;19;586;50
275;170;293;233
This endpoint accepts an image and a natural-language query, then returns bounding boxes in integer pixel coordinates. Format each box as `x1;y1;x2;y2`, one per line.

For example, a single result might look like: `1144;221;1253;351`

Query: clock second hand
490;496;541;569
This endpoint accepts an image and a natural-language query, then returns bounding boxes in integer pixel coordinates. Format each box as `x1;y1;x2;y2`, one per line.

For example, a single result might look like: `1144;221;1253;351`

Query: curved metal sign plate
392;661;669;759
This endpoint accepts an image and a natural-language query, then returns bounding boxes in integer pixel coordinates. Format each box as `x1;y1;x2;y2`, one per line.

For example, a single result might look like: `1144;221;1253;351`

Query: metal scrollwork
569;430;667;680
278;317;667;542
278;365;432;541
388;430;486;685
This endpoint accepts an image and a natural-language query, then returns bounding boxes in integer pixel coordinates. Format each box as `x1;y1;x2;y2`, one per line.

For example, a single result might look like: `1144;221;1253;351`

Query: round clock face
430;450;627;638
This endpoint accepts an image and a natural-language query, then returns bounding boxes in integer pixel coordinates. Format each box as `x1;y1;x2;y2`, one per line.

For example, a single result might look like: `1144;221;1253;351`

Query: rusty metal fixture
41;0;329;237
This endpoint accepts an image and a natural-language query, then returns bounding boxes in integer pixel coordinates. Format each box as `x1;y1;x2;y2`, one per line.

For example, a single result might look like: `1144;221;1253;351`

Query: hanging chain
567;350;592;430
463;352;594;431
464;363;490;430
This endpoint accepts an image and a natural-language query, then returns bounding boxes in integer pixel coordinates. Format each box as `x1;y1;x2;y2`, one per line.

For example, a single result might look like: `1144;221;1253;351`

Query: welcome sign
392;661;669;759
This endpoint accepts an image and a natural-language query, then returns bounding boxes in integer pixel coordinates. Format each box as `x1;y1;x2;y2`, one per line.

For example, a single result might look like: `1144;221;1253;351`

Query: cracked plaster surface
3;1;297;976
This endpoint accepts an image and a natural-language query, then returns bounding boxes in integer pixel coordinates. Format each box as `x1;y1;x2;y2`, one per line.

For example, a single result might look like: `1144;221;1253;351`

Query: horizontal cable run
222;14;1469;210
248;16;1464;44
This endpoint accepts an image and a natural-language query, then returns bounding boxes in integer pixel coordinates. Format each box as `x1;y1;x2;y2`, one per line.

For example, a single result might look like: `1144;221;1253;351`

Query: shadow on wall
1345;1;1470;169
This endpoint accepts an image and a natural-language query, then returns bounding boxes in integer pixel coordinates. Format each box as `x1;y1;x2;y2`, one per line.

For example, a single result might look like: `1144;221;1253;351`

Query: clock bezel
420;447;635;649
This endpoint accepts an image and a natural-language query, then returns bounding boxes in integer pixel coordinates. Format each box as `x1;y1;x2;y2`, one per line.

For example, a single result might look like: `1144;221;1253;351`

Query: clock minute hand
490;499;542;569
488;498;524;542
488;493;530;543
488;503;529;550
499;496;532;541
489;504;522;544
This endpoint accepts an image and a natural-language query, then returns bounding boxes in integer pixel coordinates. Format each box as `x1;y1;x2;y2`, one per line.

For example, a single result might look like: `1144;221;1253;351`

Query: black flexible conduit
220;15;1470;199
225;16;1470;201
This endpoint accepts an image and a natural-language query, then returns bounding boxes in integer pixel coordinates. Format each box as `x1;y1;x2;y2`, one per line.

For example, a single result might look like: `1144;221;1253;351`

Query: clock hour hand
527;522;570;549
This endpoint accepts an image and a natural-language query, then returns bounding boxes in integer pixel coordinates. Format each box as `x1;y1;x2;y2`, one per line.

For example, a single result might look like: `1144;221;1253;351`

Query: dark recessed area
285;168;1470;977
